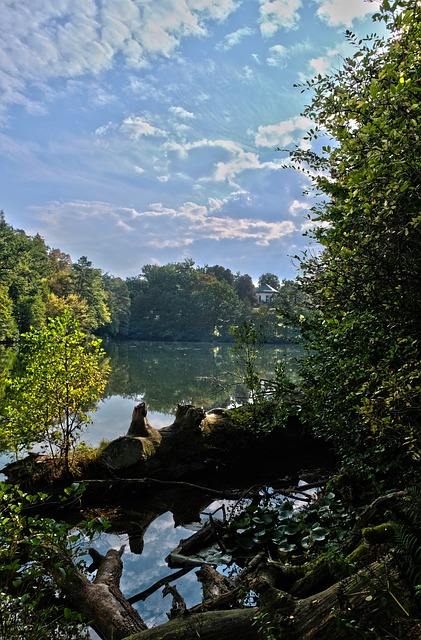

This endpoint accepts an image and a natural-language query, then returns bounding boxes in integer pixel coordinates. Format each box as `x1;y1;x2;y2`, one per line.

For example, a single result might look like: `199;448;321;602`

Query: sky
0;0;383;283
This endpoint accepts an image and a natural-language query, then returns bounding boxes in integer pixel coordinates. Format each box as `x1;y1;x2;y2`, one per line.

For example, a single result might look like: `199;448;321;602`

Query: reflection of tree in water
103;341;302;415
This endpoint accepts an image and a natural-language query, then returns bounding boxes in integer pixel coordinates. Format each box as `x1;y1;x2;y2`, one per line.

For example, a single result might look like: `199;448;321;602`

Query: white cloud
315;0;375;27
213;152;283;185
169;106;195;119
167;136;283;185
207;197;229;212
297;42;349;81
217;26;255;50
188;0;240;21
0;0;240;115
167;137;243;158
31;197;297;274
289;199;311;216
239;65;254;81
121;116;167;139
307;53;335;76
266;44;289;67
259;0;302;37
255;115;313;148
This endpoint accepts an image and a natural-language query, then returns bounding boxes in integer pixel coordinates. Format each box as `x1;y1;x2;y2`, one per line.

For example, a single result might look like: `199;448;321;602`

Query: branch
127;567;192;604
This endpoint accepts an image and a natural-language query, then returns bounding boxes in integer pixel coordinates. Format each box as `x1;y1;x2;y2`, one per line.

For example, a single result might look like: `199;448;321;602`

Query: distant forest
0;211;305;343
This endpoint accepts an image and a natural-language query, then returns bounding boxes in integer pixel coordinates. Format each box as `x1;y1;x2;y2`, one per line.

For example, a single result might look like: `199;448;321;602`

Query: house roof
256;283;278;293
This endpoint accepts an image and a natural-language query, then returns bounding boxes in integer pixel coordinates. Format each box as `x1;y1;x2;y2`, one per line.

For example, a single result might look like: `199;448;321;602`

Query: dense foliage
291;0;421;486
0;482;106;639
0;212;301;343
2;313;109;471
0;214;113;337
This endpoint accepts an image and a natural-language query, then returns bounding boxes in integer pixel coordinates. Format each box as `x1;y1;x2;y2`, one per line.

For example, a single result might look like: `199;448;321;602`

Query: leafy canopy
1;312;110;471
289;0;421;483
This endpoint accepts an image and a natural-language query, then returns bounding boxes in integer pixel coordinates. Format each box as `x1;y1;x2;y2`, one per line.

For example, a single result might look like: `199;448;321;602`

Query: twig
127;567;192;604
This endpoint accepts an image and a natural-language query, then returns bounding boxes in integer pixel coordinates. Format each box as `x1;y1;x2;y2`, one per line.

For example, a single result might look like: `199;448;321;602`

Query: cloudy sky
1;0;382;282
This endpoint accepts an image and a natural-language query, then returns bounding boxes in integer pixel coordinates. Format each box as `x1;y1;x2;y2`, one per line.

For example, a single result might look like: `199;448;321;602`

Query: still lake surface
1;339;302;634
85;340;302;634
85;339;302;445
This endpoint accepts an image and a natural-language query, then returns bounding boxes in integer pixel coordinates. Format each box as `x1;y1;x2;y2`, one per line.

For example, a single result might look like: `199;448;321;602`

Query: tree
128;261;198;340
2;312;110;472
0;212;51;333
71;257;111;332
257;272;280;291
288;0;421;484
202;264;235;287
0;482;107;639
99;275;131;337
192;278;243;340
48;248;73;298
234;273;257;306
0;284;17;342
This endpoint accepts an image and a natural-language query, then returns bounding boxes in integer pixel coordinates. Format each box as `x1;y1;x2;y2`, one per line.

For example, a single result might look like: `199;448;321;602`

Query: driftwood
50;545;147;640
98;402;162;469
3;405;417;639
62;550;414;640
89;402;334;486
1;402;334;492
6;485;418;640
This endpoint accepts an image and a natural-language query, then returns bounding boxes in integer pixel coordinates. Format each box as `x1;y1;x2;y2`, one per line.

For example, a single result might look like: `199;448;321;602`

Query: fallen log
117;555;417;640
49;544;147;640
88;402;335;485
122;608;259;640
1;403;335;491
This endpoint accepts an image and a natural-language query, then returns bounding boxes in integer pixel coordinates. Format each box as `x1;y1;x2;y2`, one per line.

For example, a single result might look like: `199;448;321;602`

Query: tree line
0;213;304;343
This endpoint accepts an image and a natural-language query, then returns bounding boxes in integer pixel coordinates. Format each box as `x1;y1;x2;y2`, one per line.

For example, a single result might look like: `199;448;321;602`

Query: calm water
1;340;302;634
85;340;302;634
84;340;302;445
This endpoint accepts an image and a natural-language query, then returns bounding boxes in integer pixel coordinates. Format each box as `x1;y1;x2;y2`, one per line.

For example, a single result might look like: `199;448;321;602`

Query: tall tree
0;284;17;342
71;257;111;332
290;0;421;483
257;273;280;291
48;248;73;298
234;274;257;306
99;275;131;337
192;279;243;340
129;261;198;340
202;264;235;287
0;213;51;332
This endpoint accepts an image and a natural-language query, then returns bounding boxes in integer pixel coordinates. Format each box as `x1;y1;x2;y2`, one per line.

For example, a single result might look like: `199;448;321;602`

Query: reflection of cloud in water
89;511;202;638
85;395;174;446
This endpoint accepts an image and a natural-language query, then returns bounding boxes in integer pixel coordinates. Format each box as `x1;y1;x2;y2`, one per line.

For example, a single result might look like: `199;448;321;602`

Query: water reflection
89;496;233;639
84;340;302;445
104;340;301;410
1;339;303;636
90;513;203;629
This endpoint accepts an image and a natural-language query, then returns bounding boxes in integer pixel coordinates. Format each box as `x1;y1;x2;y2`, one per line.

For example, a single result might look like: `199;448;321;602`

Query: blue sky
0;0;382;282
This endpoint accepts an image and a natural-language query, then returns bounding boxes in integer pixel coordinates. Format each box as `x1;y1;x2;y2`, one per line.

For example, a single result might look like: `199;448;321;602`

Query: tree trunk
122;609;259;640
51;545;147;640
87;402;334;485
1;403;335;490
120;556;417;640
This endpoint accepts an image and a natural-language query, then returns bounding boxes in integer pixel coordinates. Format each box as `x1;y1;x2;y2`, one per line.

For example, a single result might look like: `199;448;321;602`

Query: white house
256;283;278;304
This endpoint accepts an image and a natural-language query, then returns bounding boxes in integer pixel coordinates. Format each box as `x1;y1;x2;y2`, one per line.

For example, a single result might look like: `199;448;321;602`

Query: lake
1;339;303;635
84;340;302;634
83;339;303;446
